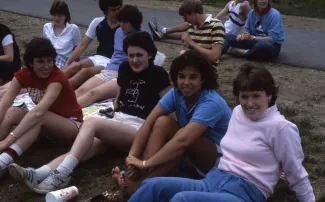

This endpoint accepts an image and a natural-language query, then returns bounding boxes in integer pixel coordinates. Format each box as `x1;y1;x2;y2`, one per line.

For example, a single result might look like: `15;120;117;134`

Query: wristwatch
252;36;256;41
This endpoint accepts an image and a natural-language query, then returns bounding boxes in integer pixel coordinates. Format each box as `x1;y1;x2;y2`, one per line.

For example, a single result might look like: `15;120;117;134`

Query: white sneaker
33;170;71;194
228;47;249;56
148;17;164;40
8;163;41;190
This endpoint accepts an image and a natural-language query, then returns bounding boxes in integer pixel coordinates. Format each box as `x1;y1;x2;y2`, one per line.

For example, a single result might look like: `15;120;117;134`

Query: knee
76;86;90;97
82;117;98;128
153;116;174;130
3;107;26;124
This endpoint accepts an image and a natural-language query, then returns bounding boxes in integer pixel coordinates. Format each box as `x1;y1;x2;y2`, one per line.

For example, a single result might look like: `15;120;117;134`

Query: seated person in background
8;32;172;194
43;0;81;70
0;24;21;86
149;0;250;39
62;0;122;89
148;0;225;68
127;64;315;202
215;0;251;35
0;38;83;179
76;5;143;107
222;0;285;60
114;50;232;195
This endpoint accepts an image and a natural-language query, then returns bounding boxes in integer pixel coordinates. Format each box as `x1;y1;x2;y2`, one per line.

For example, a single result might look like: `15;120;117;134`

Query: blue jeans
222;33;282;60
128;168;266;202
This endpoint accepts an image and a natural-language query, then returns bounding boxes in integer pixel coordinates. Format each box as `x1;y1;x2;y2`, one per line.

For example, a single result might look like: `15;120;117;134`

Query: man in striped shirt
149;0;225;65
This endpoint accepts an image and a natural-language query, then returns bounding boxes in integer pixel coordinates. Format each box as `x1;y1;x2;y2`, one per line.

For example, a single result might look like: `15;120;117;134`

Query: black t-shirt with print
117;61;170;119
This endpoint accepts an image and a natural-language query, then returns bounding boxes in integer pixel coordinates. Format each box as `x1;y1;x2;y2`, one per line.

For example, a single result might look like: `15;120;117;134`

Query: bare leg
163;23;189;40
75;76;105;98
77;80;118;108
165;32;185;40
186;136;217;174
0;107;27;140
63;59;94;78
69;66;104;89
70;117;138;161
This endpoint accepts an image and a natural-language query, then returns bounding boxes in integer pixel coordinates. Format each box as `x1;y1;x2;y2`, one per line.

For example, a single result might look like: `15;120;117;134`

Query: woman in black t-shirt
9;31;171;193
0;24;21;86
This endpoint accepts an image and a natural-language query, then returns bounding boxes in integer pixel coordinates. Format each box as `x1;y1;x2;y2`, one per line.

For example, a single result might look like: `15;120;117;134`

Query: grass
160;0;325;18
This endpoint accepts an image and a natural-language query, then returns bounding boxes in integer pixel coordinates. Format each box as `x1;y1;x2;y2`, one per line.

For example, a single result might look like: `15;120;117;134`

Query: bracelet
142;160;146;168
9;132;17;140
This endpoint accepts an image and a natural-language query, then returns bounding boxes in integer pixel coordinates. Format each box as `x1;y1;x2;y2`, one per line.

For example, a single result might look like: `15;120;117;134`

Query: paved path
1;0;324;70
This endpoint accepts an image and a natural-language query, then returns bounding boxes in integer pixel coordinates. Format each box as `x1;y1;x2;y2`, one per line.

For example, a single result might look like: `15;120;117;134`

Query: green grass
160;0;325;18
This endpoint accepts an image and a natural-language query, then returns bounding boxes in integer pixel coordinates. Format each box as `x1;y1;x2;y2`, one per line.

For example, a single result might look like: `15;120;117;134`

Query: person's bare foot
120;175;142;195
111;167;124;186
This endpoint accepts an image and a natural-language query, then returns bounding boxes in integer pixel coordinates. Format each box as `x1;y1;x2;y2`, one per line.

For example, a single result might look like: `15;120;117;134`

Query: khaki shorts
95;69;118;82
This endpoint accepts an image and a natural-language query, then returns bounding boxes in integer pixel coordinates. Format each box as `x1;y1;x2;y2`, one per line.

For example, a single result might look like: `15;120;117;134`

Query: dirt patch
0;9;324;201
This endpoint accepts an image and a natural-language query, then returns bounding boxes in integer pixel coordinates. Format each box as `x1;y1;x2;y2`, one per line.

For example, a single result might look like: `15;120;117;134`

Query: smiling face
120;21;134;33
256;0;269;10
127;46;150;73
177;66;203;98
30;57;54;79
52;14;66;26
239;90;272;121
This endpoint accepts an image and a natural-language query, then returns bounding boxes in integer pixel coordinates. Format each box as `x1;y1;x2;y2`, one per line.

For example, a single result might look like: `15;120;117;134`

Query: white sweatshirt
218;105;315;202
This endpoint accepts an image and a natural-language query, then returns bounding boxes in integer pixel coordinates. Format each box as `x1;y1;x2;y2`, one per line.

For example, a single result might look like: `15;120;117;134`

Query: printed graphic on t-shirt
255;21;267;37
26;87;46;104
120;79;146;110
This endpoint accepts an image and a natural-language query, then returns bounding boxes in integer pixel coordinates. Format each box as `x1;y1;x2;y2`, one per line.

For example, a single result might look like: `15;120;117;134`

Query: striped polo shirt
188;14;225;65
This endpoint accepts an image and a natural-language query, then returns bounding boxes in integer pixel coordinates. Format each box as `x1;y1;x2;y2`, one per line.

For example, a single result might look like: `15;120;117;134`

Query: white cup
45;186;79;202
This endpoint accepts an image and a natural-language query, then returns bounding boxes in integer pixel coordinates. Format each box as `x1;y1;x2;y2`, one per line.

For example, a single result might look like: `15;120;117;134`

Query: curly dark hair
23;37;57;70
123;32;157;64
117;5;143;31
50;0;71;23
99;0;123;16
233;63;279;106
179;0;203;16
169;50;218;89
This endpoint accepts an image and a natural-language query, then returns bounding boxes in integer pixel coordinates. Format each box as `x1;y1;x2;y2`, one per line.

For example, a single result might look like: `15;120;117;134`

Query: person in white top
215;0;251;35
126;64;316;202
62;0;122;90
148;0;250;40
43;0;81;70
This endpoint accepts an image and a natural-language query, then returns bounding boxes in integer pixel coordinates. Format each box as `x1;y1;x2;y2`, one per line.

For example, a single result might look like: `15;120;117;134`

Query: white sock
56;155;79;177
162;27;167;34
35;165;52;181
9;144;23;156
0;153;14;170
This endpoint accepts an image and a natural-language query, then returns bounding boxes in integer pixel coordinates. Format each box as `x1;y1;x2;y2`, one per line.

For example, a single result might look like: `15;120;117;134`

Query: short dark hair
99;0;123;16
117;5;143;31
179;0;204;16
23;37;57;70
123;32;157;64
233;63;279;106
253;0;271;11
50;0;71;23
169;50;218;89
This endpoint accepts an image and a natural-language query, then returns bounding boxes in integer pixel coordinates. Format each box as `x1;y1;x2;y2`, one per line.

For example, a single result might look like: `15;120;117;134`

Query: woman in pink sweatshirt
127;64;315;202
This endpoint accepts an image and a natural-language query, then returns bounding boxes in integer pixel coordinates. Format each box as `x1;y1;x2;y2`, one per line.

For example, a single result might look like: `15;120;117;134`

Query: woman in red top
0;37;83;179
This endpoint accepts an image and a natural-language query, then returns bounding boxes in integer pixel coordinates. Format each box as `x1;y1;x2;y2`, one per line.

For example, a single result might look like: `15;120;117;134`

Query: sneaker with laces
33;170;71;194
148;17;164;40
228;47;249;56
8;163;40;190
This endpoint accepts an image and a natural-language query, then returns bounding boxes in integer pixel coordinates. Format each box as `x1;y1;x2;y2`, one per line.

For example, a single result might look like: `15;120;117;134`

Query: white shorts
95;69;118;82
88;55;111;68
69;117;82;128
111;112;145;130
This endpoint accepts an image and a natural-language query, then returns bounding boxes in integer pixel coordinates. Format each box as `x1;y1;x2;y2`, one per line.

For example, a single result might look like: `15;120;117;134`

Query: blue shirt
245;8;285;44
106;28;137;71
158;88;232;145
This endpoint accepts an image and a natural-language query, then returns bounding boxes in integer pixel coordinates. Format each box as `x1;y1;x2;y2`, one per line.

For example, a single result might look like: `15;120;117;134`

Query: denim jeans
222;33;282;60
128;167;267;202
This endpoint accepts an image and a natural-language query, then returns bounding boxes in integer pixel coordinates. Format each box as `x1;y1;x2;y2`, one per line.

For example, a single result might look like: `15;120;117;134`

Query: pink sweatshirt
218;105;315;202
